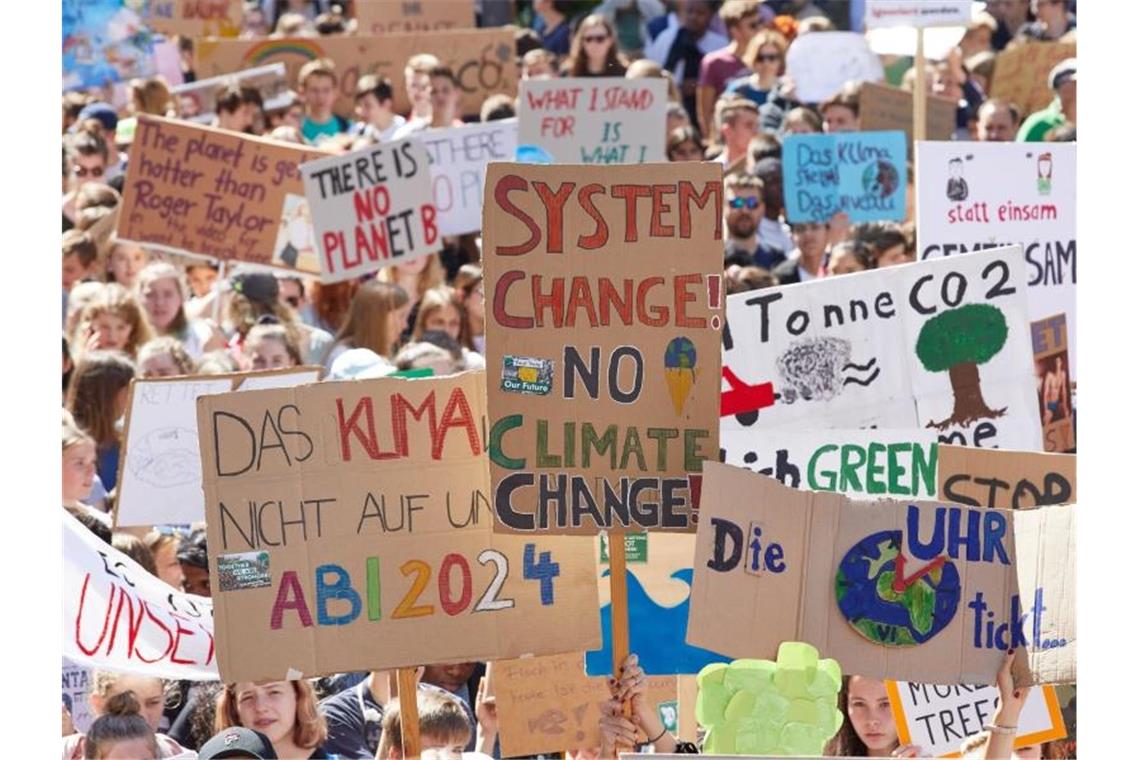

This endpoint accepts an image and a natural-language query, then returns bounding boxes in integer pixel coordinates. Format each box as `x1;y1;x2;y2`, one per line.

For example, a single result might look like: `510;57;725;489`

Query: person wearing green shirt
299;58;351;144
1017;57;1075;142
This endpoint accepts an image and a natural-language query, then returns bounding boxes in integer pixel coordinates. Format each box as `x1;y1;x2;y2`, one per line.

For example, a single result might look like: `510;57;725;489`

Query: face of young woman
248;338;295;371
152;541;185;591
388;306;409;347
425;304;462;341
234;681;298;745
62;440;96;503
465;284;485;324
99;737;157;760
142;277;183;332
847;676;898;753
110;246;148;287
581;23;612;61
186;266;219;298
91;313;132;352
141;352;182;379
828;251;866;276
106;675;165;731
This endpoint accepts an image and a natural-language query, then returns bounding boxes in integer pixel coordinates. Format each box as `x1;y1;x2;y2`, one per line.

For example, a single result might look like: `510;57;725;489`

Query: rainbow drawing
240;38;326;67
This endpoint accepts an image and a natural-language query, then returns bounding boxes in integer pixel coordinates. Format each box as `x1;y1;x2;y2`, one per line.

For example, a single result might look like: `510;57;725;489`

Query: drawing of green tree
916;304;1009;430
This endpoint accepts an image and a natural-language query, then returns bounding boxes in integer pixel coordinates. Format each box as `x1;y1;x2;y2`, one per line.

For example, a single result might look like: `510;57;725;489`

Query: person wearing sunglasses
62;126;109;230
723;175;787;271
565;15;628;77
1017;0;1074;42
724;29;788;110
697;1;762;138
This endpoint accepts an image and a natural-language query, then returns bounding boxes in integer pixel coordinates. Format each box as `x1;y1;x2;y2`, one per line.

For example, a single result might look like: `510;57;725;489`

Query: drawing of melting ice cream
127;427;201;488
664;337;698;415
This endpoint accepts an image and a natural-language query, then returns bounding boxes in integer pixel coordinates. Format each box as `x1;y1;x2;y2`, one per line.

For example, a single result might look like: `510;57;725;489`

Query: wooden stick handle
397;667;421;759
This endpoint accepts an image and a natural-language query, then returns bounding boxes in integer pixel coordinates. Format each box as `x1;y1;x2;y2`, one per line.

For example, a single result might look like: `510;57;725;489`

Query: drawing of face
949;158;963;177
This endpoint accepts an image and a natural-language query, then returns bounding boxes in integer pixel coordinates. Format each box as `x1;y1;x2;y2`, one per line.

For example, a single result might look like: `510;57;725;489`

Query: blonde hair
137;337;196;376
216;681;327;751
405;53;441;77
80;283;153;359
246;323;303;366
130;76;173;116
63;411;94;452
412;286;460;342
742;29;789;69
625;59;682;103
135;261;190;336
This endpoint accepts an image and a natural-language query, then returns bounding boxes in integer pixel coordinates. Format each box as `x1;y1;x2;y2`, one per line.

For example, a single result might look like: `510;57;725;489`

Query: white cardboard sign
417;119;519;236
865;1;972;29
785;32;885;104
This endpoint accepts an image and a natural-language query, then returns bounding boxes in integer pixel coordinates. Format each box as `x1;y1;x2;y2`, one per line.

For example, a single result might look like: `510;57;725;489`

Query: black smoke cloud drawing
776;337;879;404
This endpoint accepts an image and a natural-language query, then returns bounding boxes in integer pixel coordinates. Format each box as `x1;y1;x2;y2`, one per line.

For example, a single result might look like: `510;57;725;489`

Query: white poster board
62;659;95;733
917;142;1076;380
518;78;667;164
301;137;439;283
64;512;218;680
115;368;320;526
418;119;519;236
784;32;885;104
864;1;972;29
170;63;290;124
720;428;938;499
721;246;1043;451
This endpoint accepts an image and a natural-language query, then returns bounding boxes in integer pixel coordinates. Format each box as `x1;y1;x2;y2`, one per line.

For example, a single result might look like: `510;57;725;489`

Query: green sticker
657;699;679;733
217;551;271;591
501;355;553;395
600;532;648;563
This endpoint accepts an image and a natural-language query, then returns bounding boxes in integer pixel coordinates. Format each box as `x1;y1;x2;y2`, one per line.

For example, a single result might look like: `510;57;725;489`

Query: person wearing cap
1017;0;1076;42
1016;58;1076;142
225;269;333;366
199;727;278;760
73;102;128;183
176;529;211;597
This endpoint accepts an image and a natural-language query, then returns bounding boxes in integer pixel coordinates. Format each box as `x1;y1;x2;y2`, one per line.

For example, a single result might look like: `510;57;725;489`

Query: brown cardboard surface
196;372;600;682
354;0;474;35
146;0;242;38
859;81;957;152
687;462;1075;686
937;445;1075;509
989;42;1077;118
194;28;516;117
116;115;324;272
481;162;724;534
489;651;677;757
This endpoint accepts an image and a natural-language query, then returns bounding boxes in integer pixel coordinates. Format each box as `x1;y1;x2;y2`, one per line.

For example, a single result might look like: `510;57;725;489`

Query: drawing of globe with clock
835;530;961;647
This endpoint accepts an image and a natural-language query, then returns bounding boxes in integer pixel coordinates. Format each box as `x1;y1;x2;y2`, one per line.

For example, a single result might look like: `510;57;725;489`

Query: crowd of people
61;0;1076;758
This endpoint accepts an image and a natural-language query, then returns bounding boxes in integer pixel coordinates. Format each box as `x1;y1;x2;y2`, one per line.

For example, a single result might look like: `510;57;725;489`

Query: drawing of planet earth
835;530;961;647
862;159;900;198
665;337;697;370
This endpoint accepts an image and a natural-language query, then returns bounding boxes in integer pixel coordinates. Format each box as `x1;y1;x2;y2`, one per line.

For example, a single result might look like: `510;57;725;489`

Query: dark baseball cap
198;727;278;759
76;102;118;132
228;271;280;307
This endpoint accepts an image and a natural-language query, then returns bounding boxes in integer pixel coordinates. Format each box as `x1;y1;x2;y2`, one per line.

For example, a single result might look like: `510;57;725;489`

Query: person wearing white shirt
645;0;728;126
351;74;407;143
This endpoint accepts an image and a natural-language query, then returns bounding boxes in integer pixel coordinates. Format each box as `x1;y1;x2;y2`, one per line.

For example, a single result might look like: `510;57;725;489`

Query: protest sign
64;511;217;680
114;368;320;527
688;462;1076;686
62;659;95;733
517;78;667;164
917;143;1076;381
989;42;1076;118
194;28;516;117
721;429;939;500
784;32;884;104
197;373;600;682
116;115;326;272
864;1;972;29
1032;315;1074;452
586;533;729;675
783;131;907;224
482;162;724;534
489;651;678;757
144;0;242;37
886;680;1066;757
937;445;1075;510
354;0;474;34
418;120;518;236
859;82;957;152
721;246;1043;452
170;64;290;124
63;0;156;91
301;137;439;283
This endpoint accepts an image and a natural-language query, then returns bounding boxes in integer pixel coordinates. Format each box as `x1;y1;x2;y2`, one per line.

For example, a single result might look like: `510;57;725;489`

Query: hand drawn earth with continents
835;530;961;647
775;337;880;405
916;303;1009;430
127;427;201;487
862;159;900;197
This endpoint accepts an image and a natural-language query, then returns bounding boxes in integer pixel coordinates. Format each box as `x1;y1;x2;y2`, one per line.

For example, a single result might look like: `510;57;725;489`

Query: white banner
865;1;972;29
418;119;518;236
917;142;1076;380
721;246;1043;451
63;512;218;680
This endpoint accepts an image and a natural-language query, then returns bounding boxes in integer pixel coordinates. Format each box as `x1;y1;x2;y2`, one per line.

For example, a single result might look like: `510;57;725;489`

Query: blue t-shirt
96;443;119;494
724;76;772;107
302;114;352;144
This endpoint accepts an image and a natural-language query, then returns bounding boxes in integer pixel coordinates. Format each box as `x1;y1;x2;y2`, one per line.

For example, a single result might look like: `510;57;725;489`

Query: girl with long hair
216;680;329;759
65;351;135;493
824;676;921;757
565;15;628;77
323;280;410;369
135;262;224;359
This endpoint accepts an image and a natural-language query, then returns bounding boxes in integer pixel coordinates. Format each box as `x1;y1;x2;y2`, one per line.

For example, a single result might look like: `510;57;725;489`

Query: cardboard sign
170;64;290;124
196;373;600;682
859;82;957;152
783;131;907;223
194;28;516;118
418;120;518;236
886;680;1066;757
1032;315;1074;452
784;32;885;104
489;651;678;757
721;429;939;499
687;462;1076;686
721;246;1043;452
916;142;1076;382
145;0;242;38
63;0;156;91
517;78;668;165
116;115;326;272
62;659;96;733
937;445;1075;509
114;368;320;527
64;511;218;680
864;1;972;29
586;533;729;676
989;42;1076;118
482;162;724;534
354;0;474;35
301;137;439;283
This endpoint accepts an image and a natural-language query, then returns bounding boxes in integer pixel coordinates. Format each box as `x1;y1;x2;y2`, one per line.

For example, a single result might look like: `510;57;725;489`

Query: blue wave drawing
585;568;731;676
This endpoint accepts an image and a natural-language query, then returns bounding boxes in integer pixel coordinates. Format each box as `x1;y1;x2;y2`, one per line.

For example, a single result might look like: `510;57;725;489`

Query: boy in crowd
299;58;351;144
352;74;406;143
428;66;465;129
715;97;760;176
62;231;99;293
723;175;786;271
214;84;262;134
697;0;761;137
